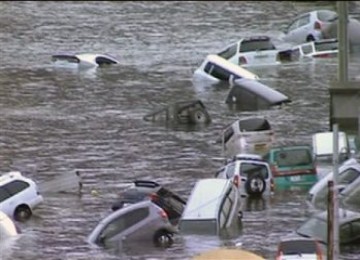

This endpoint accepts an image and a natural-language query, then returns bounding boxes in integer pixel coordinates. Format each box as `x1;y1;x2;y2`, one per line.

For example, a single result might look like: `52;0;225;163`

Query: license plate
290;175;301;182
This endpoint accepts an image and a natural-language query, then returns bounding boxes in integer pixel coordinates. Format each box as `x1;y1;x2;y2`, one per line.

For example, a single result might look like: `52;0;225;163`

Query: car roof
182;178;233;220
232;79;291;106
0;171;28;185
205;54;259;80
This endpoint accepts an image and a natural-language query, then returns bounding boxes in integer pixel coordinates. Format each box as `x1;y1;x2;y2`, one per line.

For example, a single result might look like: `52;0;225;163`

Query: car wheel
245;174;266;197
189;109;211;124
14;205;32;222
306;34;315;42
153;230;174;247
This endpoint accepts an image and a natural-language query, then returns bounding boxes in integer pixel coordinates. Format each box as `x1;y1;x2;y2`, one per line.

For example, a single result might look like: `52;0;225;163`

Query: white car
275;238;325;260
0;171;44;221
218;117;275;158
51;53;119;68
215;153;274;198
283;10;338;44
0;210;19;240
289;38;338;59
307;158;360;209
217;35;281;67
193;54;259;84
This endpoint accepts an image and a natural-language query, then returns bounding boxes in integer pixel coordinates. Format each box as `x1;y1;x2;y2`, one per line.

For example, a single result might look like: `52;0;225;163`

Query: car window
0;188;11;203
204;62;231;81
317;10;337;22
239;39;276;52
239;118;271;131
301;44;314;55
287;19;299;32
274;148;313;167
217;44;237;59
240;162;269;179
4;180;30;196
225;163;236;179
298;14;310;27
315;41;338;52
223;126;234;144
279;240;317;254
339;169;359;185
99;207;149;241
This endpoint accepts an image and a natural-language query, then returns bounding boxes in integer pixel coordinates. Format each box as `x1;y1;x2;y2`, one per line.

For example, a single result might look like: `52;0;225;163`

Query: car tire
189;109;210;124
306;34;315;42
153;230;174;247
14;205;32;222
245;174;266;197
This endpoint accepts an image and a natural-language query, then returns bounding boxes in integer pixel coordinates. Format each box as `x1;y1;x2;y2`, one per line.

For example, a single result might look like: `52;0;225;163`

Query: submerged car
0;171;44;222
296;208;360;245
193;54;259;84
51;53;119;68
219;117;275;158
215;153;274;198
216;35;281;67
283;10;338;44
179;178;241;236
275;238;325;260
87;200;178;248
263;145;317;188
307;158;360;209
281;38;338;61
226;78;291;111
111;180;186;225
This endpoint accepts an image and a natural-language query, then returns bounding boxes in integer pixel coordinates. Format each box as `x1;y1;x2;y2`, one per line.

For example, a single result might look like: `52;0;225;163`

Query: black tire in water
153;230;174;247
245;174;266;197
14;205;32;222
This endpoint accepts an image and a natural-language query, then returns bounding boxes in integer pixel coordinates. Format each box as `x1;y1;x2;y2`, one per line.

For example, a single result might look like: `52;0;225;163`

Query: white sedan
51;53;119;68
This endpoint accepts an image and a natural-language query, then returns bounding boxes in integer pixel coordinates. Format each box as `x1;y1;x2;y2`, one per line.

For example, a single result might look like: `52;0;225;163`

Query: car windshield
315;41;338;52
239;118;271;132
274;148;313;167
239;39;276;52
280;240;318;254
240;162;269;179
296;216;327;243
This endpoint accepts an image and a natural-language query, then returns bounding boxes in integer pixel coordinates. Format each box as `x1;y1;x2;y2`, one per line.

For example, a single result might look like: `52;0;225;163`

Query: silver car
87;200;178;248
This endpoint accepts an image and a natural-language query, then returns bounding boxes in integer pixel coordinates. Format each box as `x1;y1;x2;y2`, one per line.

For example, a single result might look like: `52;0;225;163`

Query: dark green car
263;145;318;188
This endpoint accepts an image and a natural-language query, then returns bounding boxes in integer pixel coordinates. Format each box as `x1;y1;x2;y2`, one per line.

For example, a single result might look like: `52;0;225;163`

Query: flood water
0;1;359;259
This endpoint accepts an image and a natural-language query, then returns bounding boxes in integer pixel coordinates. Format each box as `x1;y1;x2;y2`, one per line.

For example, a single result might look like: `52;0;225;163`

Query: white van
312;131;350;162
193;54;259;84
179;178;241;236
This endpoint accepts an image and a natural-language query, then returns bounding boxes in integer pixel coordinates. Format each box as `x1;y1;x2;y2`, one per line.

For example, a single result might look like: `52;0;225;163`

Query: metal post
332;124;340;259
337;1;349;83
327;180;334;260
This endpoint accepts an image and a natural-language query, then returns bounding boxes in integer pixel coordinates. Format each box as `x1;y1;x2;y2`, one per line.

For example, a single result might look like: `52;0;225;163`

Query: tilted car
283;10;338;44
87;200;178;248
111;180;186;225
0;171;44;222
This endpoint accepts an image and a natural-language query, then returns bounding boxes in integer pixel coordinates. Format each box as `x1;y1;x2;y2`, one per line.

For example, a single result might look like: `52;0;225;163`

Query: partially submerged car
179;178;241;236
143;100;211;125
51;53;119;68
193;54;259;84
307;158;360;209
312;131;351;163
226;78;291;111
218;117;275;158
296;208;360;245
87;200;178;248
0;171;44;222
263;145;318;188
275;238;325;260
215;153;274;198
216;35;281;67
282;10;338;44
111;180;186;225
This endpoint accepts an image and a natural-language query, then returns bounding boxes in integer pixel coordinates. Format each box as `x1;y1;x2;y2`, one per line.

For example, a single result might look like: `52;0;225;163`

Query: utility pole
332;124;340;259
337;1;349;83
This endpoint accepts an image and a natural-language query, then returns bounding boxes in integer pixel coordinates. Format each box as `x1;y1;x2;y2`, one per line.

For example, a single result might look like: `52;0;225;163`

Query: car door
286;14;311;44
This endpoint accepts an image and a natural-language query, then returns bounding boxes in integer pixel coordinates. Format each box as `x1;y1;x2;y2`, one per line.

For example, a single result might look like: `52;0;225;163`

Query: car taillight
314;21;322;30
239;56;247;65
158;209;168;220
275;250;283;260
270;178;275;192
233;175;240;187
